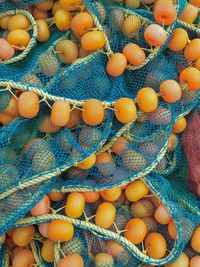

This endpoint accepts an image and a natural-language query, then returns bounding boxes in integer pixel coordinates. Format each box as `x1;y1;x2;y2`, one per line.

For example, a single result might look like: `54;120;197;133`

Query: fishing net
0;173;197;266
0;2;199;198
0;105;112;200
182;110;200;198
0;1;199;266
0;177;57;245
0;1;50;13
0;228;144;267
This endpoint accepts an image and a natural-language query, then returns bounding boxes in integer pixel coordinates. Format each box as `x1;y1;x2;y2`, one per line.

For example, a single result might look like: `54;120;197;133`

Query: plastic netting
0;173;197;266
0;1;48;11
0;228;143;267
0;176;57;241
0;106;113;200
0;20;199;197
182;110;200;198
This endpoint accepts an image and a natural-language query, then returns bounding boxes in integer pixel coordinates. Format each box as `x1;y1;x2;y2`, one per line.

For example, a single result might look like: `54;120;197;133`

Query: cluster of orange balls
107;0;179;76
0;13;32;61
1;179;200;266
1;56;199;130
0;0;107;62
114;0;199;11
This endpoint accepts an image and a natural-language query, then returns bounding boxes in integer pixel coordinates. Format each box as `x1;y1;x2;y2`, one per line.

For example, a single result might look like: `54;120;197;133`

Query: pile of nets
0;0;199;266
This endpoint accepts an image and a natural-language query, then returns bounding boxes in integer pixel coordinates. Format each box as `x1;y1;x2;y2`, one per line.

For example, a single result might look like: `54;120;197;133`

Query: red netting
182;111;200;198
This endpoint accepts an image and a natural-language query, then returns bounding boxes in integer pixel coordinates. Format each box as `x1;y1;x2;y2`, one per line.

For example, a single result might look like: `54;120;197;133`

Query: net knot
56;167;62;176
18;182;24;190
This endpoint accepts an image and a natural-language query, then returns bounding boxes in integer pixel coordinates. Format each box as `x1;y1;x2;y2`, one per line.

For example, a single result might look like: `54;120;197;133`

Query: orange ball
167;133;178;152
0;112;14;125
190;256;200;267
18;92;39;119
39;115;60;133
82;99;104;126
65;192;85;219
191;226;200;253
52;1;62;15
36;19;50;42
60;0;83;11
106;53;127;77
57;254;84;267
51;100;70;127
71;12;94;36
12;248;35;267
36;1;54;11
124;218;147;245
154;2;177;25
114;98;137;123
95;202;116;229
111;136;129;155
179;4;198;24
100;187;122;202
13;226;35;247
41;239;54;263
0;38;15;61
66;109;82;128
47;220;74;242
125;180;149;202
145;232;167;259
144;24;167;46
159;80;182;103
168;220;177;240
96;152;116;175
136;87;158;112
0;15;11;30
168;28;188;52
184;39;200;62
77;153;96;170
172;117;187;133
154;204;171;225
165;253;189;267
123;43;146;66
32;8;49;20
4;95;19;117
39;223;49;238
179;67;200;91
30;194;50;216
7;29;30;49
81;31;105;51
54;9;72;31
188;0;200;7
81;191;100;203
7;14;31;31
48;192;65;202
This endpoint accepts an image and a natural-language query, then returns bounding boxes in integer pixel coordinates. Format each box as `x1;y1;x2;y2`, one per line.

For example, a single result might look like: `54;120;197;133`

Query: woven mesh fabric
182;110;200;197
0;0;48;12
0;177;57;237
2;173;196;266
0;106;113;199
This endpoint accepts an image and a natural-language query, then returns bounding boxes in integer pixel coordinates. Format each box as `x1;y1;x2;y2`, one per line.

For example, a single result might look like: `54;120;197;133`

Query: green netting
0;1;199;266
0;106;112;200
0;173;196;266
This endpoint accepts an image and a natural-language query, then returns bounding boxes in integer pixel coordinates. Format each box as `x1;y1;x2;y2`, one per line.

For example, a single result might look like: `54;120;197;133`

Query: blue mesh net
0;173;197;266
0;0;199;266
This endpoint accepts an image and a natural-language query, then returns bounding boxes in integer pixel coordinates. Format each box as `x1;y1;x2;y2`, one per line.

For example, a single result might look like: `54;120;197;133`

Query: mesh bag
0;9;38;64
0;176;57;240
0;1;49;12
0;228;144;267
182;109;200;197
0;173;195;266
0;105;113;200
